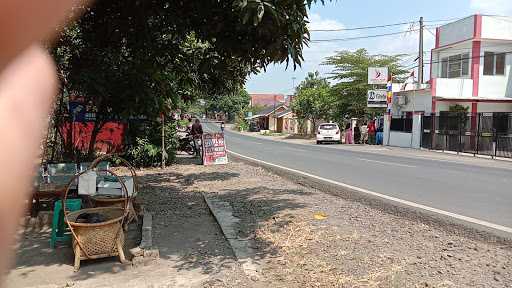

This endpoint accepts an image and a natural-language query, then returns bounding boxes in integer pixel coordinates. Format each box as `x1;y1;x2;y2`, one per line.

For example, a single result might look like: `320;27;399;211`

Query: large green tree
206;88;251;121
292;85;333;134
292;71;332;134
323;49;408;120
51;0;327;159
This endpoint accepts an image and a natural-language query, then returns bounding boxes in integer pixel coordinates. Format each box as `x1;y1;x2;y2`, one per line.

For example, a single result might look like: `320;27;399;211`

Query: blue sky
245;0;512;94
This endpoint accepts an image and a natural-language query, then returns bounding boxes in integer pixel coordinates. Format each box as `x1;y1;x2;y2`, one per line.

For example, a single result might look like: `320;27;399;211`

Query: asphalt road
204;122;512;230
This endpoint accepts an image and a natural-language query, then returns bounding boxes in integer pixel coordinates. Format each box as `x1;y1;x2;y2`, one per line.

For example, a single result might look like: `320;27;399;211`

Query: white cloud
470;0;512;15
308;13;344;31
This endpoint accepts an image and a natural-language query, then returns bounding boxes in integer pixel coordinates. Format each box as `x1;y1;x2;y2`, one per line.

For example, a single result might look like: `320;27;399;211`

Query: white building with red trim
431;14;512;114
384;14;512;149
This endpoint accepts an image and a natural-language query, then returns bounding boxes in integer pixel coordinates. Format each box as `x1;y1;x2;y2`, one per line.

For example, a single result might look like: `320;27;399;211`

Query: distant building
249;93;285;107
430;14;512;113
385;15;512;158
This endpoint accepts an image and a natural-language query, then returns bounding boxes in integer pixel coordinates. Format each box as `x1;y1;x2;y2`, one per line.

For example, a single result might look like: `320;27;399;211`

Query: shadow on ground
8;218;140;287
138;165;310;278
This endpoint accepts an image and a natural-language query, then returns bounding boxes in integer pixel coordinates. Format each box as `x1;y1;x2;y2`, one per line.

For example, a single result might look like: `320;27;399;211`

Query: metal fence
421;113;512;158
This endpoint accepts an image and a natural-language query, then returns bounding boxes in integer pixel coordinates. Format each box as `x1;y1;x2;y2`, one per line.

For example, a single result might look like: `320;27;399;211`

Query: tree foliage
50;0;328;160
206;88;251;121
292;71;332;133
323;49;408;119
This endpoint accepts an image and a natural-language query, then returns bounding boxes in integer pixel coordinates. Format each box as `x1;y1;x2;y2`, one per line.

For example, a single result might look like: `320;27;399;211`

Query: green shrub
127;137;161;167
125;120;179;168
234;111;249;131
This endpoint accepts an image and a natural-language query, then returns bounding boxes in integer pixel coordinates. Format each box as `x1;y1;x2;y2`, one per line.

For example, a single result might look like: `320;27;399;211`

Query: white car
316;123;341;144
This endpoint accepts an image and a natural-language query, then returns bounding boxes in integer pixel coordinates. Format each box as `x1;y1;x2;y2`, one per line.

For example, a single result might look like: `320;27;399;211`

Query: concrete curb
130;206;159;267
202;192;259;279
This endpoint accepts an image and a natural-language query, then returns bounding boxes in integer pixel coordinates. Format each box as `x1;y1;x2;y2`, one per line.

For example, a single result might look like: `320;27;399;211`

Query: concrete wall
435;78;474;98
478;42;512;99
481;16;512;41
392;90;432;116
439;16;474;47
435;102;472;113
478;102;512;113
384;114;421;149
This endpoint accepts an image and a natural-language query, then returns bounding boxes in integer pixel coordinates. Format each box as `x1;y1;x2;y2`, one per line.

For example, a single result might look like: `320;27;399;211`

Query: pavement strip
202;192;260;280
358;158;417;168
227;150;512;237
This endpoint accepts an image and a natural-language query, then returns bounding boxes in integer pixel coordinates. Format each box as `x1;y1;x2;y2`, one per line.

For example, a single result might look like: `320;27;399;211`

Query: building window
390;116;412;133
440;53;470;78
483;52;506;75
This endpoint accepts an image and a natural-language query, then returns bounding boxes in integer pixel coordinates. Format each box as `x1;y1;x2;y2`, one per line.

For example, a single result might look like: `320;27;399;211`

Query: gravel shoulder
182;158;512;287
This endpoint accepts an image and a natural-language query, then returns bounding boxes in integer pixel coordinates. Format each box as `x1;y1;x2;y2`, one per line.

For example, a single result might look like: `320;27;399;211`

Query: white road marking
228;150;512;235
358;158;417;168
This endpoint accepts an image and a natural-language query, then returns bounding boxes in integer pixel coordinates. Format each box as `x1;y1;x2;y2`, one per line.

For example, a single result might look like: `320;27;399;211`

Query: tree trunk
161;114;166;169
87;120;104;161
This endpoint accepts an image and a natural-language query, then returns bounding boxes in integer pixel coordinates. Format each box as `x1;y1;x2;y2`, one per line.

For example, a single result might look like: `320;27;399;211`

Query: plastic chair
50;199;82;248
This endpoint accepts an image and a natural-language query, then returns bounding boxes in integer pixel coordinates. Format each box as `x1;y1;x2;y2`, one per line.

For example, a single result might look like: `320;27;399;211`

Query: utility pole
161;113;166;169
418;16;424;85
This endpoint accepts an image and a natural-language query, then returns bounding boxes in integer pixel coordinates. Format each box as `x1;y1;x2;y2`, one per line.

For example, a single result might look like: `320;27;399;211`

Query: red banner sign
202;133;228;165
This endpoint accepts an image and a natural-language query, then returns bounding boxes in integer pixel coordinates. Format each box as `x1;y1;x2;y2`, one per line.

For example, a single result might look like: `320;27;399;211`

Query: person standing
367;120;376;145
376;122;384;145
354;122;361;144
344;123;353;144
220;121;225;133
361;122;368;144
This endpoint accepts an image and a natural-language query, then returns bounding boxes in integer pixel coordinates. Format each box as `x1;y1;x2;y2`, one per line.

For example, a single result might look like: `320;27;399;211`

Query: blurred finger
0;45;57;276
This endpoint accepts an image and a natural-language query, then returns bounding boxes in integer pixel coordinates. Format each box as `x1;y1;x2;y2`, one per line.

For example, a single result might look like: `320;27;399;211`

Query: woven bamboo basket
64;167;129;271
90;154;139;223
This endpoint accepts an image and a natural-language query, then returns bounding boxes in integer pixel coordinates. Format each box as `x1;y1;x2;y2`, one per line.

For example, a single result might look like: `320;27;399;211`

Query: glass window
496;53;505;75
483;52;506;76
319;124;337;130
440;53;470;78
461;53;470;76
484;52;495;75
441;58;448;78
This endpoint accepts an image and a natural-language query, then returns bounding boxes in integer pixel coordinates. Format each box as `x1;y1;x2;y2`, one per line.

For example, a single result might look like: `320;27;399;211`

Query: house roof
249;104;288;119
250;93;285;107
276;108;293;118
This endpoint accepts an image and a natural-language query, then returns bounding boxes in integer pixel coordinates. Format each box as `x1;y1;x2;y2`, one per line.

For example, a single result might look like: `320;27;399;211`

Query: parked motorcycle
177;133;197;155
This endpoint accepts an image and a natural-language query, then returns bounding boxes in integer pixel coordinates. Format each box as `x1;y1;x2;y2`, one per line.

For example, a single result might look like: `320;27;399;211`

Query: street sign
202;133;228;165
368;67;389;85
367;90;387;108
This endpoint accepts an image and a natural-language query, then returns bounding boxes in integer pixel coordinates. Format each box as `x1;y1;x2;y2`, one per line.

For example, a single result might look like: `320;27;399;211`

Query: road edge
228;150;512;242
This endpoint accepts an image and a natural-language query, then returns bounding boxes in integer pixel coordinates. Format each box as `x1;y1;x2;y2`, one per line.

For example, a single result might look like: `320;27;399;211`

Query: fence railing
421;113;512;158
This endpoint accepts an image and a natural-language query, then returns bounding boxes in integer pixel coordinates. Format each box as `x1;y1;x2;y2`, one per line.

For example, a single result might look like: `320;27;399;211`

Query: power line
311;29;420;43
310;21;415;32
424;17;464;23
406;50;512;69
310;17;464;33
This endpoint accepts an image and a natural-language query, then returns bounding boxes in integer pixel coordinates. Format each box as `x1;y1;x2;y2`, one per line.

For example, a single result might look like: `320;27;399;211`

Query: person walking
220;121;225;133
367;120;376;145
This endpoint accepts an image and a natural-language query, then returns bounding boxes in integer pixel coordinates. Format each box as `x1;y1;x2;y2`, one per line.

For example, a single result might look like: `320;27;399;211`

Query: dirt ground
174;158;512;287
5;157;512;287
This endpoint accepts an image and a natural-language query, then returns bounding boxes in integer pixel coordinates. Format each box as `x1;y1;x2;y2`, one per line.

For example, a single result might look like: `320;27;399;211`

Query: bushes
234;111;249;131
127;138;161;167
125;120;179;168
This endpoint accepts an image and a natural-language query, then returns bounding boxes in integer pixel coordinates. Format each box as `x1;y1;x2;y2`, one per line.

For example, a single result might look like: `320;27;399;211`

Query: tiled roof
250;93;285;107
276;108;293;118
